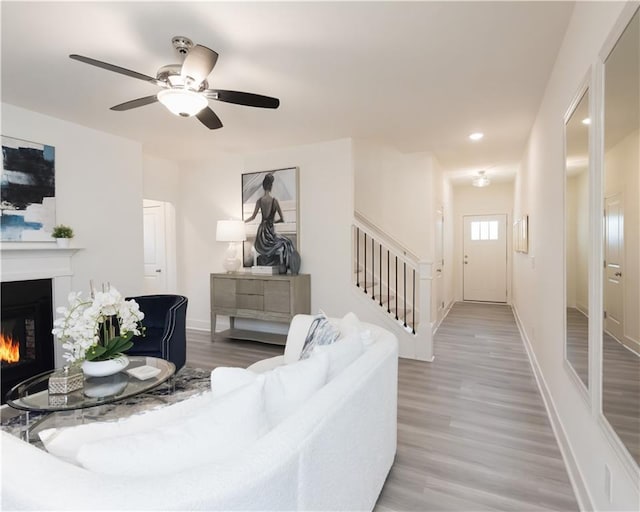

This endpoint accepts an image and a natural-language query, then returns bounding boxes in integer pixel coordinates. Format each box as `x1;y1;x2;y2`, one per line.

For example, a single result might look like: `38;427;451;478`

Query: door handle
155;269;162;273
615;272;622;277
464;262;468;265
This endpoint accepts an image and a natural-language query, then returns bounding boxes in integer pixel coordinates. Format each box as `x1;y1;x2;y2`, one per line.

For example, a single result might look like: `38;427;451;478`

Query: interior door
604;193;624;342
143;200;167;294
463;214;507;303
434;207;444;321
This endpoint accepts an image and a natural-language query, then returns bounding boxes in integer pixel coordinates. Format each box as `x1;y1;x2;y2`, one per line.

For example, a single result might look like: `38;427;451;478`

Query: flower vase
81;354;129;378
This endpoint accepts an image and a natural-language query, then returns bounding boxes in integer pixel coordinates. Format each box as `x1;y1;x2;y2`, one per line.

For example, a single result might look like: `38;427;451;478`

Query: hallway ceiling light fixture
472;170;490;187
582;117;591;125
469;132;484;141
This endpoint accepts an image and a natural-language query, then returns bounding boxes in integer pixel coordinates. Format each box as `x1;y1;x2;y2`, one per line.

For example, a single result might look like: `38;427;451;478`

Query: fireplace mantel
1;244;83;367
1;245;82;283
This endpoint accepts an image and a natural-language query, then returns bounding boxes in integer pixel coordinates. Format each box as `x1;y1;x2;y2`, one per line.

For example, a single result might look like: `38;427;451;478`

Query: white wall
176;152;244;330
2;103;144;297
512;2;639;510
452;182;514;302
352;139;433;258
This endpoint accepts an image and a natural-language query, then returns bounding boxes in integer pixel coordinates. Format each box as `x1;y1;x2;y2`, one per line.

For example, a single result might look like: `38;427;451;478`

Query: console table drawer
264;281;290;313
212;278;236;308
237;279;264;295
237;293;264;310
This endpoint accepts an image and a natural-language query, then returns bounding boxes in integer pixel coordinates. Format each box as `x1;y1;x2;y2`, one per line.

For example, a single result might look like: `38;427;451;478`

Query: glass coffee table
5;356;175;442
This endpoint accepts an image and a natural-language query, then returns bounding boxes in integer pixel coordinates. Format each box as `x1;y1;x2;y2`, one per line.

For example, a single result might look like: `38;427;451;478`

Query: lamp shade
216;220;246;242
157;89;207;117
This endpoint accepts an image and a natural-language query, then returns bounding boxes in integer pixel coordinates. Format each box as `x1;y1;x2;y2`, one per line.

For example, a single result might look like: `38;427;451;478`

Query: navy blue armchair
125;295;188;371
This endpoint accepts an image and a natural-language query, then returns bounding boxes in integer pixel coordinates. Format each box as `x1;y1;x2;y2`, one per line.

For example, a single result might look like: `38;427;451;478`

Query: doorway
463;214;507;303
143;199;176;295
604;193;624;343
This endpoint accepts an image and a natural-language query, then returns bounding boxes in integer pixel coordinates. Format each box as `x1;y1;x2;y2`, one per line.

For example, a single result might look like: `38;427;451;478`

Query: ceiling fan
69;36;280;130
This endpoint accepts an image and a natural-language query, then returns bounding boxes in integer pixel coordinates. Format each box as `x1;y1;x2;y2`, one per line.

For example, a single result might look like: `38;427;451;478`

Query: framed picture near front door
241;167;299;267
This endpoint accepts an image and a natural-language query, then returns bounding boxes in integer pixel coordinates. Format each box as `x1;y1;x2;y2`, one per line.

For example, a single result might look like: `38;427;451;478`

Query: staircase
352;213;433;361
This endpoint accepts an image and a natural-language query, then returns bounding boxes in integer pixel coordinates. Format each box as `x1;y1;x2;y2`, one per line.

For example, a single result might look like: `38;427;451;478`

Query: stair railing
352;213;422;335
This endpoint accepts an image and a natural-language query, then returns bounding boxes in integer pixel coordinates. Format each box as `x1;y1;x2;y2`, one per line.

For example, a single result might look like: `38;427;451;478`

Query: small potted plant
51;224;74;248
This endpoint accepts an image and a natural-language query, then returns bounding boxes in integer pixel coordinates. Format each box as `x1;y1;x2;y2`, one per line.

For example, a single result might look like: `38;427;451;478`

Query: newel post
414;260;434;361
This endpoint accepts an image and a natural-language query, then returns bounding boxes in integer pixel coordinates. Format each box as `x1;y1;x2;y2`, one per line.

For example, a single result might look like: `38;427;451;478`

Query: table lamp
216;220;246;272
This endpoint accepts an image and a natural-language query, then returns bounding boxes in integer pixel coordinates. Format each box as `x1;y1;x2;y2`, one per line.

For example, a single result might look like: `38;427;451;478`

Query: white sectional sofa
1;314;398;511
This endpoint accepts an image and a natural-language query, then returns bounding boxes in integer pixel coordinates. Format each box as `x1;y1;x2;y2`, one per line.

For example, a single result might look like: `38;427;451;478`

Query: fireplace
1;279;55;403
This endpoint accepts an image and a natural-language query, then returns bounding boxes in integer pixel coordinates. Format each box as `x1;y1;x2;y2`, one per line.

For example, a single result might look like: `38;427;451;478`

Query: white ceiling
1;1;574;183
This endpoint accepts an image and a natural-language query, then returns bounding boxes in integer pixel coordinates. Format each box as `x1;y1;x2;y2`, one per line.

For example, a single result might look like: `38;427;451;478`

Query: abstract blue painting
1;136;56;241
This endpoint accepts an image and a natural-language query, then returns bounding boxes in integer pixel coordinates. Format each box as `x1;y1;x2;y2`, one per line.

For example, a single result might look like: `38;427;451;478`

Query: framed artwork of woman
242;167;299;272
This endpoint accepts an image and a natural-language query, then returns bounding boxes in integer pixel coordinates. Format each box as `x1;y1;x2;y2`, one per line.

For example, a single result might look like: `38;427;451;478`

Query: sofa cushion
209;352;329;428
264;352;329;426
211;366;264;398
299;314;340;360
313;335;365;381
75;378;267;476
39;391;213;463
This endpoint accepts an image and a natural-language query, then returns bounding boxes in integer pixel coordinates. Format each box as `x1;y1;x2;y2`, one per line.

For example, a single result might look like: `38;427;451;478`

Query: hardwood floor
187;302;578;511
566;307;589;389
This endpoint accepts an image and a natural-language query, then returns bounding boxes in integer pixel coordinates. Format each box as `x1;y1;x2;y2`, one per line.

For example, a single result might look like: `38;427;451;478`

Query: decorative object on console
51;284;145;370
242;167;300;273
216;219;246;272
51;224;74;248
1;136;56;242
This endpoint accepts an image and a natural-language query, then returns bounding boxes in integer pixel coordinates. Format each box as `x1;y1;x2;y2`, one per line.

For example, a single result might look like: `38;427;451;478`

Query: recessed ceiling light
582;118;591;125
469;132;484;141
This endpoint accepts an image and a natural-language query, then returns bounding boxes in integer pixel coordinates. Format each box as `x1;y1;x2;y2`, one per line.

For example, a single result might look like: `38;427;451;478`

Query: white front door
604;193;624;342
143;200;167;294
463;214;507;303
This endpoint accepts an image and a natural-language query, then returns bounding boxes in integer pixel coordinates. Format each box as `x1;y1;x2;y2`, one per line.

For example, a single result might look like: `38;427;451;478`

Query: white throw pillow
76;379;267;476
211;366;261;398
263;352;329;427
282;314;316;364
313;335;365;381
39;391;213;463
338;312;362;339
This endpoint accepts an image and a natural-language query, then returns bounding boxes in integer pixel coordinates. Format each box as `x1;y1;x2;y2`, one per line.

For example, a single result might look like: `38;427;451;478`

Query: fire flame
0;333;20;363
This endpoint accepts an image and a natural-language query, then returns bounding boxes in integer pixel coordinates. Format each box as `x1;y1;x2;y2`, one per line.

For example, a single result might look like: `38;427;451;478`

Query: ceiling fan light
157;89;207;117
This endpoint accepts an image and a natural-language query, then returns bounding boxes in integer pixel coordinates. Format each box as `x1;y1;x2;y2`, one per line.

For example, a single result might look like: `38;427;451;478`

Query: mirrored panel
603;8;640;466
565;88;590;390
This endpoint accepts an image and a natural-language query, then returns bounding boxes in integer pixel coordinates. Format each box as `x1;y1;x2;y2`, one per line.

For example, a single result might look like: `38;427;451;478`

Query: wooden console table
210;273;311;345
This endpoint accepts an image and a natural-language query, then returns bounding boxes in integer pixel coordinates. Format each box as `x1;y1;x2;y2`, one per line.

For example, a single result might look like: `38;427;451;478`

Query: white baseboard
511;304;593;512
187;318;215;332
432;300;454;335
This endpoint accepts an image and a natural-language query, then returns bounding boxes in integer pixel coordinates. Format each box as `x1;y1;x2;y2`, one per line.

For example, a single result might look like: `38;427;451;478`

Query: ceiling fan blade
205;89;280;109
196;107;223;130
69;54;162;86
110;95;159;111
181;45;218;88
